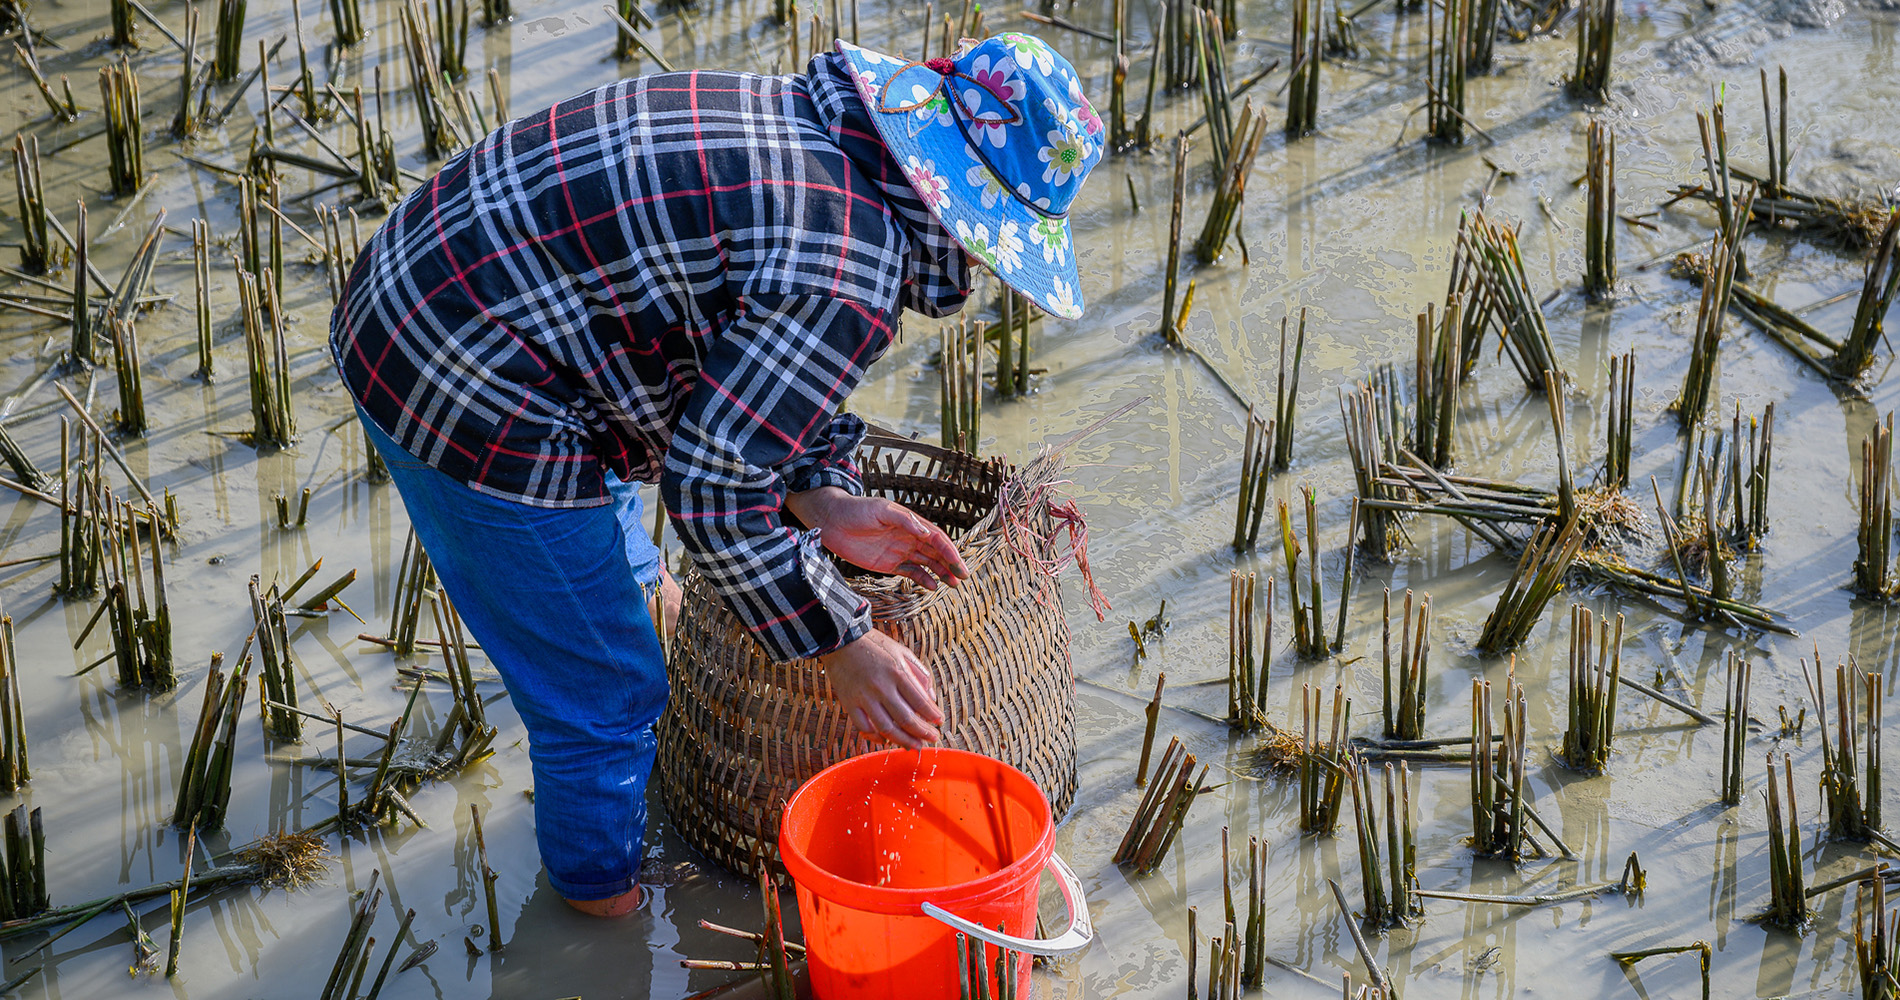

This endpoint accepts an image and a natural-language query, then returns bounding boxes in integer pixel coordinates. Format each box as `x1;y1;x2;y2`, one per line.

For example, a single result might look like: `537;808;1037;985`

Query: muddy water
0;0;1894;997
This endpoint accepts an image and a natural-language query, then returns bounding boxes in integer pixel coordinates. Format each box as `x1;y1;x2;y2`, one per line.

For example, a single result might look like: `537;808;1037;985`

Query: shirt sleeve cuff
782;414;869;497
793;465;865;495
753;528;873;663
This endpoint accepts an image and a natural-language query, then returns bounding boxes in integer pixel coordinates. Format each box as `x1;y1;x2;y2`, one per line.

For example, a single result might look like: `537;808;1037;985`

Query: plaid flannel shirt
331;55;970;662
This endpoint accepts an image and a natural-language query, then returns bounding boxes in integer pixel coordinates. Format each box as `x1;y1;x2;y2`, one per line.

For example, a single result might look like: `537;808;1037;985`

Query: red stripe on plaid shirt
330;59;960;663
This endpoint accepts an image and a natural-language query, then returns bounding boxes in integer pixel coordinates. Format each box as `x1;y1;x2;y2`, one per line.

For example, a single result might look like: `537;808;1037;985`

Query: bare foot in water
562;886;641;917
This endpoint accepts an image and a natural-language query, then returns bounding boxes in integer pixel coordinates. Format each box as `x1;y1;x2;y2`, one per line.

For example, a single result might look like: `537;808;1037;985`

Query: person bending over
330;33;1102;916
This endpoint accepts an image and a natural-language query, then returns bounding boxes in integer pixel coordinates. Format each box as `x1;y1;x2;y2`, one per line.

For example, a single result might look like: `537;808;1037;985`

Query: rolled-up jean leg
357;410;668;901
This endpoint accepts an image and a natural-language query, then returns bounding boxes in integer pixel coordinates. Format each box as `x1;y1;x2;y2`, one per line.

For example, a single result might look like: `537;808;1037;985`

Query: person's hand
647;566;682;637
819;630;943;749
787;487;969;590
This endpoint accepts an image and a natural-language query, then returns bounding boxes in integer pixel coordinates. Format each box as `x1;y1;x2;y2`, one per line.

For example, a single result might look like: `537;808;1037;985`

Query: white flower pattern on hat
904;155;950;211
909;84;955;128
1032;217;1068;266
965;152;1007;210
966;53;1026;102
953;220;999;273
1038;128;1091;185
1045;277;1077;316
1066;80;1104;136
1014;182;1054;212
993;220;1025;273
962;54;1023;148
999;33;1056;75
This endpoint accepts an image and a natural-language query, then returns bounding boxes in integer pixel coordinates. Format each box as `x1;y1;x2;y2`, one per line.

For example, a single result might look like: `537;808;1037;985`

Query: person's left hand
787;487;969;590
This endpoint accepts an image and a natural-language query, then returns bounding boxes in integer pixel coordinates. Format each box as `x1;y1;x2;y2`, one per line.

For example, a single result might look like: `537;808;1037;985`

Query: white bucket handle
920;851;1094;957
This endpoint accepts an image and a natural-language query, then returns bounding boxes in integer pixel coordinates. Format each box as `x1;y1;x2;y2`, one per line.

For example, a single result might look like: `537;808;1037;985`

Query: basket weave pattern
657;434;1078;879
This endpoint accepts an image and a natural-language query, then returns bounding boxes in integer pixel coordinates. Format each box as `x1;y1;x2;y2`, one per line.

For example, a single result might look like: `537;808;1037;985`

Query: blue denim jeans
359;411;667;901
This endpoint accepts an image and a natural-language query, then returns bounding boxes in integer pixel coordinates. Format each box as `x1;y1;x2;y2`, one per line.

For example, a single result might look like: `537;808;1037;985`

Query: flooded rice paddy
0;0;1895;996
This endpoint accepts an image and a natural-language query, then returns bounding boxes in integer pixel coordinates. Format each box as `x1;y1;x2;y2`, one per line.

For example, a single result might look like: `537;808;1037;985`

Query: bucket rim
778;747;1055;917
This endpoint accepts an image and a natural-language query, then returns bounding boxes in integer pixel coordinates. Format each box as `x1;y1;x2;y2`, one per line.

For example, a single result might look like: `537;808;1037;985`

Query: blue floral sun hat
836;33;1104;320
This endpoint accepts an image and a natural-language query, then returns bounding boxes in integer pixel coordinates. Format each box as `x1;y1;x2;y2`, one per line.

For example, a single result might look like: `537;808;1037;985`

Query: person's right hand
819;630;944;749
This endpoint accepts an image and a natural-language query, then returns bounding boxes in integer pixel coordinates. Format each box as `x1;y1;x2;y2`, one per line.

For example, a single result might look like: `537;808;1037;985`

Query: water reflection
1708;819;1739;948
1455;897;1516;1000
1849;598;1900;682
1754;924;1800;998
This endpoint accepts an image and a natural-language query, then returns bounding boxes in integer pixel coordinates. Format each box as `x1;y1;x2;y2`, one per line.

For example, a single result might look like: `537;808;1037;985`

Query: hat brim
835;40;1086;321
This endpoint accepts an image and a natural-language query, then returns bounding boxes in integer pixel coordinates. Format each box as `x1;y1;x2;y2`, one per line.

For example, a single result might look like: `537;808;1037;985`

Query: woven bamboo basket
657;431;1078;880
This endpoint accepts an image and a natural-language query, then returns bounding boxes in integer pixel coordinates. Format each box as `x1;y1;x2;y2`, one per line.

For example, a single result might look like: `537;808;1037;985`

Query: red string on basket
1043;495;1109;621
997;473;1109;621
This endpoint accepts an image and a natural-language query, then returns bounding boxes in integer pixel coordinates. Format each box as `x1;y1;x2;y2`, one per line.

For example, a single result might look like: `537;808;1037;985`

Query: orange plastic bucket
779;748;1093;1000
